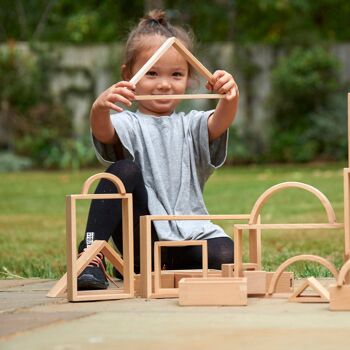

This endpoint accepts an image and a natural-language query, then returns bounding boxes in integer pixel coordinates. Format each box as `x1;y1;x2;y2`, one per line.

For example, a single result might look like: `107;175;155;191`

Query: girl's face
130;38;189;116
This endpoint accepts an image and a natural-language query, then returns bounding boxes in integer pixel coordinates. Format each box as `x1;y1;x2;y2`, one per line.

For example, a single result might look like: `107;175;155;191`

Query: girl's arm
90;81;135;144
206;70;239;142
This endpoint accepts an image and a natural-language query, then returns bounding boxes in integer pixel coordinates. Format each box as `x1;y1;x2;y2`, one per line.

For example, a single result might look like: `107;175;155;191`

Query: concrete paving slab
0;280;64;314
0;279;49;291
0;311;93;338
1;301;350;350
1;278;350;350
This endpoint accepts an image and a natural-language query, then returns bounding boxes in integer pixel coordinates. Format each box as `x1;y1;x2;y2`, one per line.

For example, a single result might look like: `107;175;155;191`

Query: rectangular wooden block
266;272;294;293
134;272;174;297
329;285;350;311
243;271;267;295
174;270;221;288
179;277;247;306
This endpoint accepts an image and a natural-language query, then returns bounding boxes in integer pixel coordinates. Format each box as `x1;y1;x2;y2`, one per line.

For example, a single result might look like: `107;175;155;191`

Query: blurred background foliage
1;0;350;44
0;0;349;170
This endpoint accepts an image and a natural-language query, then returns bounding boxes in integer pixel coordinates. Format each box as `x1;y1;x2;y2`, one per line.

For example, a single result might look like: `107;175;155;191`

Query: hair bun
141;9;168;27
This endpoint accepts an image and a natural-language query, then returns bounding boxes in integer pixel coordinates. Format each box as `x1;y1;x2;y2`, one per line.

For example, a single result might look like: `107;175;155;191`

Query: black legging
79;160;234;273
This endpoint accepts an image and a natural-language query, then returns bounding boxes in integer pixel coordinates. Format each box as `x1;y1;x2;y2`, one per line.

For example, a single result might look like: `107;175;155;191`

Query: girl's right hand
92;81;136;113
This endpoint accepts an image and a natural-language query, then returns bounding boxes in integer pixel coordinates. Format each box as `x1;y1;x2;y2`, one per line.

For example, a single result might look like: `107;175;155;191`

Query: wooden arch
267;254;338;295
82;173;126;195
249;182;337;225
337;259;350;286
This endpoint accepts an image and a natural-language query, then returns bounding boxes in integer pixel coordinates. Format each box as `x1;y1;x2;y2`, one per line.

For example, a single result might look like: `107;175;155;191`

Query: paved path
0;278;349;350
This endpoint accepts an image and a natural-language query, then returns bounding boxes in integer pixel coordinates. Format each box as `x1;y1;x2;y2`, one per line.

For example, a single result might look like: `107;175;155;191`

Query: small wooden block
266;272;294;293
289;277;330;303
329;284;350;311
179;277;247;306
243;271;267;295
134;273;174;297
221;263;258;278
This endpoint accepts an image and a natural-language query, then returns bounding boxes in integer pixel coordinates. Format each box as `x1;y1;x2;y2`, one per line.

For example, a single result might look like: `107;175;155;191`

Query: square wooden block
329;285;350;311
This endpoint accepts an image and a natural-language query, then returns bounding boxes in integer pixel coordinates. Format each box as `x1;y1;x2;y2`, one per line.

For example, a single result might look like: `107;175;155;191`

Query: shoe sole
77;276;109;291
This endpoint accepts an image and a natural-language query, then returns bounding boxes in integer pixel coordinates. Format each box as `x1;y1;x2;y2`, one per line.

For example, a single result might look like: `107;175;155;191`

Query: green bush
43;137;97;170
0;42;75;168
305;94;348;161
226;126;266;164
268;46;342;162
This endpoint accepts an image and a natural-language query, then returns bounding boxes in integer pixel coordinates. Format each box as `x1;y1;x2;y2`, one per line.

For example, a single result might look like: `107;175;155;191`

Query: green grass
0;163;347;279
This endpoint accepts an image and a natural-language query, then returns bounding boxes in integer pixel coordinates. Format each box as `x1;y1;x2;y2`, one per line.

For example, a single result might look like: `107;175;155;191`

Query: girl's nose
157;78;171;90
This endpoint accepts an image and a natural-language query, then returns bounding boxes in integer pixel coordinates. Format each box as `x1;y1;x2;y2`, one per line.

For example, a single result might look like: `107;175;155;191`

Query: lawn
0;162;347;279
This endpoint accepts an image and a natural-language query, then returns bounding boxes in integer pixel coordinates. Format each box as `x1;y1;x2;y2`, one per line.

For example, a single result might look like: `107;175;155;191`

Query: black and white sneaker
77;252;109;290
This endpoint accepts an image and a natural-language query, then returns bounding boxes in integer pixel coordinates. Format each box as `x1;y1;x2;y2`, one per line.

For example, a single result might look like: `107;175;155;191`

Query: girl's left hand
206;70;238;101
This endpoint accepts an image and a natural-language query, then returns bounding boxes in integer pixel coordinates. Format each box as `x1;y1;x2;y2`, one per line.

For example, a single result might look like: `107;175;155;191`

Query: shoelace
78;251;120;288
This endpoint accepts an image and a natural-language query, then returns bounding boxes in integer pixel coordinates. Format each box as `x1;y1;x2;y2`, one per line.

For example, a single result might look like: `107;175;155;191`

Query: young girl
77;9;239;290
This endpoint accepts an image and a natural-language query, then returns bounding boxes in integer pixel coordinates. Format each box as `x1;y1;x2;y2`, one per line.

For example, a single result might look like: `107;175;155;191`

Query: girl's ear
121;64;131;81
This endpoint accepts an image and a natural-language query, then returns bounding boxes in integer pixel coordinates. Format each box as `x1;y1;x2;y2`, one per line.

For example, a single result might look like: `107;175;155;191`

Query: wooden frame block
153;240;208;298
47;173;134;302
129;37;228;101
179;277;248;306
289;277;330;303
140;214;250;299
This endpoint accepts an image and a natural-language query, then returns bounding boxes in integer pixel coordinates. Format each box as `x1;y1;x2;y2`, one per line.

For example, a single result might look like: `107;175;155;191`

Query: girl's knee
207;237;234;269
106;160;143;185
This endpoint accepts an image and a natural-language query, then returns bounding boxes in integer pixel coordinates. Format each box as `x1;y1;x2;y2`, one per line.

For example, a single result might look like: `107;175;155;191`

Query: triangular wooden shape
47;240;124;299
289;277;330;303
130;36;226;101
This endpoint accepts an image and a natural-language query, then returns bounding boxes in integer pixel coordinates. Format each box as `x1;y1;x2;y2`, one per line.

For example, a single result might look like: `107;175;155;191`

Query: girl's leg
165;237;234;270
78;160;153;289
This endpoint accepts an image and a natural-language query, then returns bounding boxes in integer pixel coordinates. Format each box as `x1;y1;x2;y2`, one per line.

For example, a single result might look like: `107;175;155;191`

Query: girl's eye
146;71;157;77
173;72;183;77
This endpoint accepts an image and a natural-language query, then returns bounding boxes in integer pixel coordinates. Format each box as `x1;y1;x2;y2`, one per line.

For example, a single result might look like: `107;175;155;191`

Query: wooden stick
134;94;225;101
348;93;350;167
121;195;134;294
142;214;250;221
337;259;350;286
344;169;350;283
140;216;152;298
235;223;343;230
129;37;176;85
233;228;243;278
173;38;213;81
248;215;261;270
66;195;77;301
